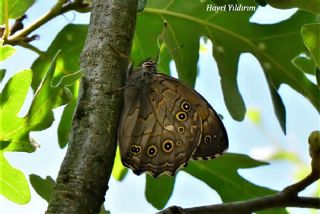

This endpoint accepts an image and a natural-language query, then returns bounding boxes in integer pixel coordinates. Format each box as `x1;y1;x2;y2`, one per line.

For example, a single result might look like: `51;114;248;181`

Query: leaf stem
17;41;46;57
2;0;10;40
5;0;89;45
9;0;67;42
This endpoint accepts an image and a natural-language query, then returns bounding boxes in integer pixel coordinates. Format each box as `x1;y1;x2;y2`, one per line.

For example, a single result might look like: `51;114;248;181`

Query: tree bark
46;0;137;213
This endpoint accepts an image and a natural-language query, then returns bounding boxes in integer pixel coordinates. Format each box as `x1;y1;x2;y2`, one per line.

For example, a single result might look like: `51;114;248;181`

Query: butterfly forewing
118;73;202;177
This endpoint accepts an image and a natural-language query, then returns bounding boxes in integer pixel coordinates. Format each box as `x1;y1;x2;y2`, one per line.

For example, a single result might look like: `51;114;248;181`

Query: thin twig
5;0;89;46
17;41;46;57
8;0;67;42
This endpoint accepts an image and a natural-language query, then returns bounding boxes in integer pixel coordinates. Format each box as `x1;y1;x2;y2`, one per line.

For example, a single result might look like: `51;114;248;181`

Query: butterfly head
140;58;157;73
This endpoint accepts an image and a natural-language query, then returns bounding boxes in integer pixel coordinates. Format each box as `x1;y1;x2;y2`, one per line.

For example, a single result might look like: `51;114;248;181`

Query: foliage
0;0;319;212
29;174;55;203
0;152;30;204
0;50;81;203
0;0;35;24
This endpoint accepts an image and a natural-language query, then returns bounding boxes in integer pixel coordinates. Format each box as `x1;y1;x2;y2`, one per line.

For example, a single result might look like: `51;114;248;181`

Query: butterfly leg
106;45;134;94
108;44;133;72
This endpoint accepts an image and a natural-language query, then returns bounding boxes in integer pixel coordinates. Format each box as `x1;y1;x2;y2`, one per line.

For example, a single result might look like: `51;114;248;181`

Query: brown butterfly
117;59;228;177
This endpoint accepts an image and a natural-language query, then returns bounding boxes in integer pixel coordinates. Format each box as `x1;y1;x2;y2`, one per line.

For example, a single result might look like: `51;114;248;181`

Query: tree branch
160;136;320;214
46;0;138;213
159;173;320;214
5;0;90;46
160;194;319;214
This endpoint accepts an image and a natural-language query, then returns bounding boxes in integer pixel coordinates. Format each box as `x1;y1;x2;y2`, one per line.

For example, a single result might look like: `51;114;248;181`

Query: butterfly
117;57;228;177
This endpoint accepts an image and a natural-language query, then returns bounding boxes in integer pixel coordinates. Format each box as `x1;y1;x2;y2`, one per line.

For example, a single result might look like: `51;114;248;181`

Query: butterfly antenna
156;21;184;64
160;44;184;63
156;20;167;64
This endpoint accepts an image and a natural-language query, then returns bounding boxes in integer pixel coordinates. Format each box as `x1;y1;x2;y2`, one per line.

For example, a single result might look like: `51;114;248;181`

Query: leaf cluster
0;0;319;212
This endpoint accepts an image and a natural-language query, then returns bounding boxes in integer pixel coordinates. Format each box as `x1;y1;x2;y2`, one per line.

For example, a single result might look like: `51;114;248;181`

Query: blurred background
1;1;319;213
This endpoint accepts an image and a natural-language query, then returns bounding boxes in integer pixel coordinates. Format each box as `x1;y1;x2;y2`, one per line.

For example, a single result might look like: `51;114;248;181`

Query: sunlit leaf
302;23;320;67
32;24;87;148
0;40;16;61
0;51;80;152
0;69;35;152
0;152;30;204
31;24;87;90
112;147;128;181
0;0;36;24
246;107;262;125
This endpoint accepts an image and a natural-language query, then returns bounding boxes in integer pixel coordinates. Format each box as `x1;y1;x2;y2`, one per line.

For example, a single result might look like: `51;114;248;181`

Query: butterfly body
117;59;228;177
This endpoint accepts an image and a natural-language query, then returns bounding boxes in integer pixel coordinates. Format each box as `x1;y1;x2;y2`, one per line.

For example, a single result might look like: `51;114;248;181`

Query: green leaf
270;151;301;164
246;107;262;125
29;174;55;203
145;174;175;209
301;23;320;67
0;152;30;204
0;0;36;24
0;69;5;82
184;153;273;201
27;51;72;130
133;0;319;127
184;153;287;214
31;24;87;90
293;55;316;75
265;74;286;133
56;72;82;147
265;0;320;14
31;24;87;147
112;147;128;181
0;40;16;61
57;91;77;148
0;51;80;152
316;67;320;87
0;69;35;152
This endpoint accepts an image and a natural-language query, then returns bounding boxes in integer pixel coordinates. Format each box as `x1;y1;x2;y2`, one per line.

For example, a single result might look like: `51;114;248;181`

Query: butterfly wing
191;105;228;159
158;74;229;160
118;74;202;177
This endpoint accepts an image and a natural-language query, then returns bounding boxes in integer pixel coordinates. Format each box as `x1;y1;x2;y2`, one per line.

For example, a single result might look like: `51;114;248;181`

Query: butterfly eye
176;111;187;121
147;145;157;157
181;101;191;112
162;140;174;153
177;126;185;133
176;141;182;147
204;135;212;143
130;145;141;155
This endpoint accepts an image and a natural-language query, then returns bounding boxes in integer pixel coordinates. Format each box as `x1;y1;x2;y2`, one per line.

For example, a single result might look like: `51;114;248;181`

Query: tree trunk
46;0;137;213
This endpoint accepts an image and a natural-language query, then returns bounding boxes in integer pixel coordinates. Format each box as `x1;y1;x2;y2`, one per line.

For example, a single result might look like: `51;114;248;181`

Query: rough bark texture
46;0;137;213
